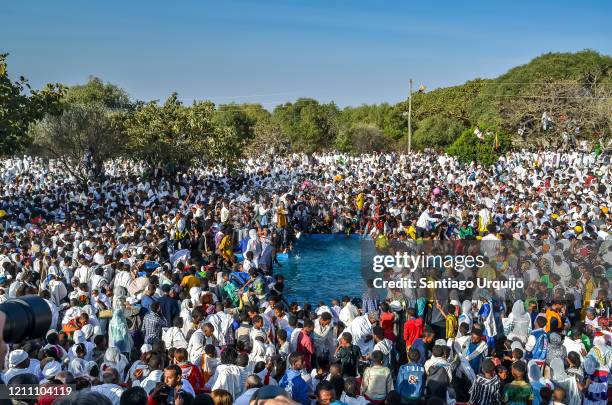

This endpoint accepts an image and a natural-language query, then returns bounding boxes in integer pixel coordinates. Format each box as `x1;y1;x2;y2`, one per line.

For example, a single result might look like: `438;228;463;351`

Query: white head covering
527;360;542;383
73;330;86;344
81;324;94;340
69;358;88;377
103;347;128;375
42;361;62;380
550;358;568;381
8;350;28;367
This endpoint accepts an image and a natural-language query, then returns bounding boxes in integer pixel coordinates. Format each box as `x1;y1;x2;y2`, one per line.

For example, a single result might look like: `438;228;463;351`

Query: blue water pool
277;234;368;305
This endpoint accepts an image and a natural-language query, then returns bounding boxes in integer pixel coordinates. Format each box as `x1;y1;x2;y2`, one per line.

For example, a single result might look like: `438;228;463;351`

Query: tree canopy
64;76;132;110
1;50;610;169
0;53;64;156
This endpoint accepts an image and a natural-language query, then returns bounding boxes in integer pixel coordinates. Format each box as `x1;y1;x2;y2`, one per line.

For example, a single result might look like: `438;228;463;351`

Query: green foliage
340;103;406;140
272;98;340;153
4;50;611;166
0;53;64;156
64;76;132;110
123;93;240;168
336;124;394;153
405;79;488;126
446;128;511;166
412;116;465;150
214;104;257;142
31;103;123;182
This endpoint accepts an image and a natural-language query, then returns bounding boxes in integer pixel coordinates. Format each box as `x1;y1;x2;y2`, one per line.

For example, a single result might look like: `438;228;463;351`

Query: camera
0;296;52;343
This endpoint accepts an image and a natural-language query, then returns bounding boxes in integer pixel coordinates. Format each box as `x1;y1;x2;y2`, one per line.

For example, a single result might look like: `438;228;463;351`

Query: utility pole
408;78;412;153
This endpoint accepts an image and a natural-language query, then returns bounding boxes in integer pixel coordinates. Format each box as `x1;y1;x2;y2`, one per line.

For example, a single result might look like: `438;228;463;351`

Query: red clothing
403;317;424;347
296;330;315;370
178;362;205;394
380;311;396;341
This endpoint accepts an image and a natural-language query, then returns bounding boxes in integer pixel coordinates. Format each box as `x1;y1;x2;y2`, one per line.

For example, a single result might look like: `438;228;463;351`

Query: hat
8;350;28;367
435;339;447;346
42;361;62;380
140;344;153;354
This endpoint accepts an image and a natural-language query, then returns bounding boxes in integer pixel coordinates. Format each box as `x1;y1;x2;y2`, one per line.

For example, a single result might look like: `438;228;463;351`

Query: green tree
341;103;406;140
336;124;394;153
64;76;132;110
123;93;241;168
273;98;340;153
446;127;511;165
31;103;123;184
214;104;256;143
404;79;487;127
412;116;465;150
0;53;64;156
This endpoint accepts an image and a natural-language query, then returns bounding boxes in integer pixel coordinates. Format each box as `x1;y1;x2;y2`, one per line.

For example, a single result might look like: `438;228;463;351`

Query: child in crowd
396;348;425;404
361;350;393;404
340;377;368;405
502;361;534;405
468;358;501;405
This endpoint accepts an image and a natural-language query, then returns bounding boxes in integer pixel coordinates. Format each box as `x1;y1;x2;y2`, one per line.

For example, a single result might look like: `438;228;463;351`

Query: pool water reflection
278;234;366;305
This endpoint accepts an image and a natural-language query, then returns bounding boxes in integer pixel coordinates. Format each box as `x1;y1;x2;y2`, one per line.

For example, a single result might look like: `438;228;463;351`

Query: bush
412;116;465;150
336;124;394;153
446;128;511;165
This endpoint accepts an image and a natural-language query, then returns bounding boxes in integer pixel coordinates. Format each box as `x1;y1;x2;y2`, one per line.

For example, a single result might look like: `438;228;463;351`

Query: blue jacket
397;363;425;401
528;329;548;360
279;369;310;405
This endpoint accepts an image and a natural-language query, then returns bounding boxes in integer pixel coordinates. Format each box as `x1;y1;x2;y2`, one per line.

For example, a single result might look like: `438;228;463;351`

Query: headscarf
42;361;62;381
550;357;581;405
108;304;133;354
505;300;531;343
549;358;568;381
102;347;129;379
527;360;544;383
189;287;202;306
458;300;473;336
589;334;611;369
546;332;566;364
69;358;88;378
81;324;94;340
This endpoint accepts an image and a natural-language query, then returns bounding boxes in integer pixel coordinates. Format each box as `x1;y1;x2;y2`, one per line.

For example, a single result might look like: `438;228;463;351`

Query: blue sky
2;0;610;108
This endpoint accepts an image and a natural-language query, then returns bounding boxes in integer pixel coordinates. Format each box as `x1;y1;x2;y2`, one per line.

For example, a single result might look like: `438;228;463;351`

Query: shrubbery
446;128;511;165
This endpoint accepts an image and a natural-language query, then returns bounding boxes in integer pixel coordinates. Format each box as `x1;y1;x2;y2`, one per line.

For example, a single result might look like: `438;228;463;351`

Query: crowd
0;150;610;405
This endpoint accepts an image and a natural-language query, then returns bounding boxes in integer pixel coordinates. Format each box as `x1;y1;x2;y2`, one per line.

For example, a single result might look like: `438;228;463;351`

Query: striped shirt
469;374;501;405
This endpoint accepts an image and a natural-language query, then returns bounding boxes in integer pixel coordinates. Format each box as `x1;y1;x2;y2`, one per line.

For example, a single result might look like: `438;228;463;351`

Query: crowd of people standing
0;149;610;405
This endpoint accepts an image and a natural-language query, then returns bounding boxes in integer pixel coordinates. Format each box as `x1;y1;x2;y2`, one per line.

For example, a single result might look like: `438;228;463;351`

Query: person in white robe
343;312;378;356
